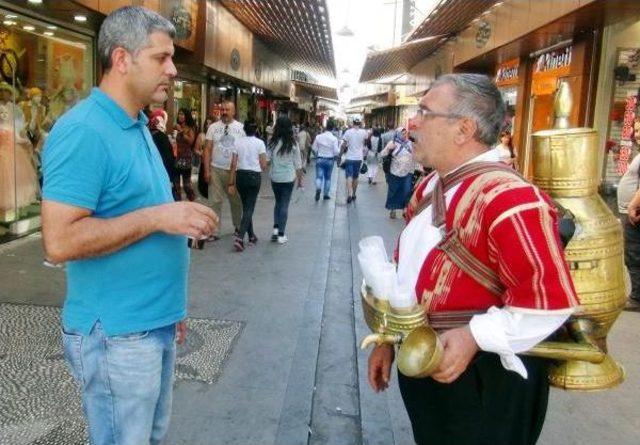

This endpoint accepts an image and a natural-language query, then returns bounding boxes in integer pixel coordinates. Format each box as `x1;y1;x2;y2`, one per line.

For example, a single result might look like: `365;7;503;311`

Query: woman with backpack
380;127;414;219
267;116;304;244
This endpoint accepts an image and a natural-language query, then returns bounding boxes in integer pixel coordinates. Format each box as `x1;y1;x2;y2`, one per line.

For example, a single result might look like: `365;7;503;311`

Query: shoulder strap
413;161;525;297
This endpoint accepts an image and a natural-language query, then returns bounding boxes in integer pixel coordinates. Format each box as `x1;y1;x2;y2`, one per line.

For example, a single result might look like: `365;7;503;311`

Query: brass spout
360;333;403;349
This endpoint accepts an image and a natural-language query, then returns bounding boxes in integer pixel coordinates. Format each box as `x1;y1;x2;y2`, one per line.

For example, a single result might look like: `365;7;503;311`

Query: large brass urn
530;81;626;390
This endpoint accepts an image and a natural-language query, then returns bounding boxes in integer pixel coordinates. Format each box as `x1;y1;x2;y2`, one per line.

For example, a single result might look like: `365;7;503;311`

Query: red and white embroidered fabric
399;169;579;314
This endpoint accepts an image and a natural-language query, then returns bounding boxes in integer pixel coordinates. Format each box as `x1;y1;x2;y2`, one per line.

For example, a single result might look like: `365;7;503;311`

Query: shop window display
0;11;93;234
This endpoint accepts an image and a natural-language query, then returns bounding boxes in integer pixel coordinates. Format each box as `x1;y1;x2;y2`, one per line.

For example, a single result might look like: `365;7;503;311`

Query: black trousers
236;170;262;239
398;353;550;445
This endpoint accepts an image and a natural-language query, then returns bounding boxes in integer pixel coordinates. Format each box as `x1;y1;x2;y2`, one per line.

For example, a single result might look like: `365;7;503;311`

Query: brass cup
397;325;444;378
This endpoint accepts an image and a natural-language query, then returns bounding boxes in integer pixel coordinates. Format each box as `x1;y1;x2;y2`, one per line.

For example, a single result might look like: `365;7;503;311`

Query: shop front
0;6;94;238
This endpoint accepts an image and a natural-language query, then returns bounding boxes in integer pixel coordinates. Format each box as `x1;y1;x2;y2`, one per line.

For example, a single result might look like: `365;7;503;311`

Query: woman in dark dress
149;109;179;201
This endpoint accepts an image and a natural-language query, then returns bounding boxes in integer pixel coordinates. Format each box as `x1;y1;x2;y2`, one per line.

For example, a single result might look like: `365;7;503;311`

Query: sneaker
248;235;258;245
347;196;353;204
368;177;372;184
233;237;245;252
315;190;321;201
277;235;288;244
271;228;279;242
323;195;331;200
390;210;397;219
352;195;356;201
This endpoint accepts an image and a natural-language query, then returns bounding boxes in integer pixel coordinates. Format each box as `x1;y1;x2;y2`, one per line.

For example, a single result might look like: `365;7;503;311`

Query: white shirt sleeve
469;307;572;379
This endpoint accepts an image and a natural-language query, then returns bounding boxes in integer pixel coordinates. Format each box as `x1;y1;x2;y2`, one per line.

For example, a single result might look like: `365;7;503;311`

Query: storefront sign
531;46;573;96
495;58;519;87
618;95;637;174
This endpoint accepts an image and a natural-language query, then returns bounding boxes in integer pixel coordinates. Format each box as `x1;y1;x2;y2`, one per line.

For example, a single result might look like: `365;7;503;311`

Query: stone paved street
0;167;638;445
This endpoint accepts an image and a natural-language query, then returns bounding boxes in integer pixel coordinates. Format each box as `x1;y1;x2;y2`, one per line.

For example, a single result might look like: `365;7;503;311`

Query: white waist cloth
398;148;571;378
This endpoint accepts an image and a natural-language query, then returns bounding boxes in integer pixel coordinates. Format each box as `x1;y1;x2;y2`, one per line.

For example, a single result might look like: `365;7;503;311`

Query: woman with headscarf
149;109;179;201
379;127;415;219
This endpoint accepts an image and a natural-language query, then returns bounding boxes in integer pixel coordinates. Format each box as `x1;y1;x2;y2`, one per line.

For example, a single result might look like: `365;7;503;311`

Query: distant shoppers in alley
174;107;196;201
204;101;245;240
366;128;382;185
41;7;218;445
380;127;414;219
311;119;341;201
268;116;303;244
341;119;368;203
232;120;267;252
149;109;179;201
298;122;312;167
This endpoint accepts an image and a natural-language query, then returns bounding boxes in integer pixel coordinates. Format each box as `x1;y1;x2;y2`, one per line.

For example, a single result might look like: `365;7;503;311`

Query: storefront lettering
535;46;572;73
496;65;518;83
618;95;637;175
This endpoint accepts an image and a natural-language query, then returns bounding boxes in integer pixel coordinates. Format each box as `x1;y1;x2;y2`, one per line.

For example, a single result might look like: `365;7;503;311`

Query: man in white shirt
341;119;368;203
311;120;341;201
367;74;578;445
204;101;245;239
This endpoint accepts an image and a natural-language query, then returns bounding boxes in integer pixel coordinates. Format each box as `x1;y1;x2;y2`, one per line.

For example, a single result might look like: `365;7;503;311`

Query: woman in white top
495;131;516;167
232;120;267;251
367;128;382;184
379;127;415;219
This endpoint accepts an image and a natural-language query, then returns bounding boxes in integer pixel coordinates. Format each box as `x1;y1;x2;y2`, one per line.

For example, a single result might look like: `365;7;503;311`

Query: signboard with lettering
495;58;520;87
531;46;573;96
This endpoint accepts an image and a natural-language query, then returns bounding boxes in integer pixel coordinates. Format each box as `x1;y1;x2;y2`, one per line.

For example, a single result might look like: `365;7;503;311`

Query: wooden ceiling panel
220;0;336;78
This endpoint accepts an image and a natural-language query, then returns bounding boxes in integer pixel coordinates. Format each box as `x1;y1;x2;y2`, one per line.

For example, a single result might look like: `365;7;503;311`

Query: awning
220;0;336;78
406;0;501;42
293;80;338;100
359;36;446;83
359;0;502;83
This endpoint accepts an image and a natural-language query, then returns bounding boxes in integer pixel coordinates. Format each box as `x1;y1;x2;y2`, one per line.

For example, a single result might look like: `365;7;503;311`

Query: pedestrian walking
149;108;180;201
496;130;517;167
41;7;218;445
311;119;340;201
298;122;312;168
174;107;196;201
367;128;382;184
232;120;267;251
380;127;414;219
267;116;303;244
367;73;578;445
341;119;368;203
204;101;245;240
618;117;640;305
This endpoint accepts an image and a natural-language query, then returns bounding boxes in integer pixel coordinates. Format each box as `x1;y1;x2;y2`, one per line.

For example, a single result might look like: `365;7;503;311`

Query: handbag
382;152;393;174
360;162;368;174
175;157;191;170
197;165;208;198
339;154;347;169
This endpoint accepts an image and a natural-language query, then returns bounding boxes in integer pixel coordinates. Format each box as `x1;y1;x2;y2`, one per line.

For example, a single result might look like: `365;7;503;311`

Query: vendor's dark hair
269;116;295;155
244;119;258;136
326;119;336;132
178;107;195;128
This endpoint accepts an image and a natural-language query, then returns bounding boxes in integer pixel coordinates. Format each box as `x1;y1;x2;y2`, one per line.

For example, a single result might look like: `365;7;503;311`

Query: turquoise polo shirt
42;88;189;336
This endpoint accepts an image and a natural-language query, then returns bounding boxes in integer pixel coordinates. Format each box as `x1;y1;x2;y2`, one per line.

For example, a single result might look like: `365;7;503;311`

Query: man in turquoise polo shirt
41;7;218;445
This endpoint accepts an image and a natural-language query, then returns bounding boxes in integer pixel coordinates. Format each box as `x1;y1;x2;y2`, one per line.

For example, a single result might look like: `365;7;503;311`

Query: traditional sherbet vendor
367;74;579;445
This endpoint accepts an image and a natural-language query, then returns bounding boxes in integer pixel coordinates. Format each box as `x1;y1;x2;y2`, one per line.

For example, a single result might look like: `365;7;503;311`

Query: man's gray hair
98;6;176;71
430;73;505;146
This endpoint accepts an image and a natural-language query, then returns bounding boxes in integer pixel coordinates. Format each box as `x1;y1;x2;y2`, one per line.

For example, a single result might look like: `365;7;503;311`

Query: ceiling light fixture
3;20;16;26
23;25;35;31
5;14;18;19
46;25;57;30
74;15;87;22
44;31;54;36
28;0;43;4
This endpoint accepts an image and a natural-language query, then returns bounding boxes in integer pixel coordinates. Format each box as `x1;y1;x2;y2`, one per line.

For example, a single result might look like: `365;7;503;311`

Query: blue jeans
271;181;294;235
315;157;334;196
62;321;176;445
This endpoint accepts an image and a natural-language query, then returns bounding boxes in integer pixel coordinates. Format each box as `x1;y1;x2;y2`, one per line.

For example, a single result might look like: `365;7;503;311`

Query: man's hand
152;202;219;239
431;326;479;384
227;184;237;196
368;344;395;392
629;202;640;225
176;320;186;345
